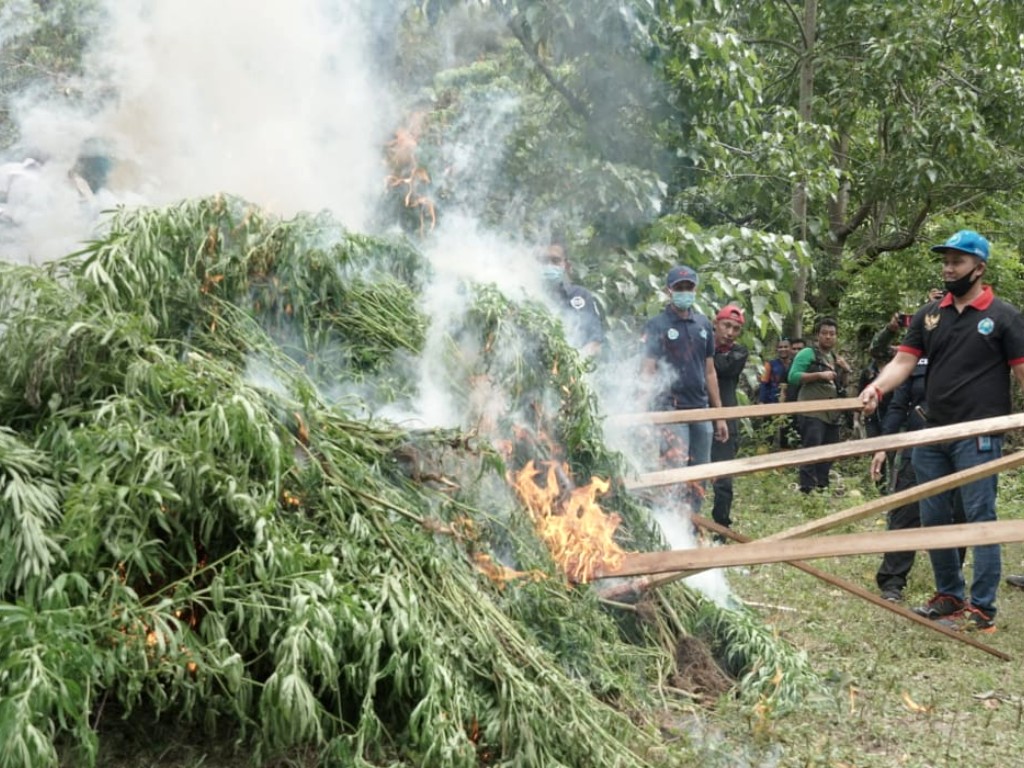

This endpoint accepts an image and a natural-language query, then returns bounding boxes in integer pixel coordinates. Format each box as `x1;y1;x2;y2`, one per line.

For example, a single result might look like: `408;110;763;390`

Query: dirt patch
670;635;734;703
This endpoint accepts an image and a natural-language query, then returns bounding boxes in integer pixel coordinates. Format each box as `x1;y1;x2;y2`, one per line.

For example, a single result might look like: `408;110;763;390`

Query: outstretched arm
859;351;919;415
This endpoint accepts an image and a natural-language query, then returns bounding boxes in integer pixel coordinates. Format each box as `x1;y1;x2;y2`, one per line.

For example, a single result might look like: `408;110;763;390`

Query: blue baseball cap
666;265;698;288
930;229;990;262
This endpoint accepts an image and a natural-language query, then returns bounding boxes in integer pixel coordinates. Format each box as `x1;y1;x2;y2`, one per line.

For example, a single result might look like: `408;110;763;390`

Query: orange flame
510;460;626;584
472;552;546;588
385;112;436;235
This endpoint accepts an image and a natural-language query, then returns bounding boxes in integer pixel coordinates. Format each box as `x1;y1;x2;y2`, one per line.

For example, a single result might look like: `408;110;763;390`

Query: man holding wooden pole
861;229;1024;632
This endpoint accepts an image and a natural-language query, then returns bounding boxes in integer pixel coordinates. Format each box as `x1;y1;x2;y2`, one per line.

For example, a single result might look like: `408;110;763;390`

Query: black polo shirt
642;305;715;410
898;286;1024;426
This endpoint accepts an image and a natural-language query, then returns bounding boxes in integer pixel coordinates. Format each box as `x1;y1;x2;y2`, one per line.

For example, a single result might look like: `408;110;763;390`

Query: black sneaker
964;606;996;634
880;587;903;603
1006;575;1024;590
912;593;965;619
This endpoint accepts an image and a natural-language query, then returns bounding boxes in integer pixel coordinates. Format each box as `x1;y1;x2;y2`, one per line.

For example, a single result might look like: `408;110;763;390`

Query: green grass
711;455;1024;767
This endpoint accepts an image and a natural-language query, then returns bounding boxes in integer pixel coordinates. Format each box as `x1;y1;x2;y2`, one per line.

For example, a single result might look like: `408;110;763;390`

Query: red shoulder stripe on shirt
939;285;994;310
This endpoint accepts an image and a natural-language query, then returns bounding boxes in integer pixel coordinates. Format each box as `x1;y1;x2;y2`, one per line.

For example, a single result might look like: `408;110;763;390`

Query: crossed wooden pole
601;405;1024;659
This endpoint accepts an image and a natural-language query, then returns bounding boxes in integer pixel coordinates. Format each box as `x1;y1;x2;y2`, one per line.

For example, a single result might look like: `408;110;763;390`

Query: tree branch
504;15;591;122
781;0;810;50
833;199;873;243
859;201;932;264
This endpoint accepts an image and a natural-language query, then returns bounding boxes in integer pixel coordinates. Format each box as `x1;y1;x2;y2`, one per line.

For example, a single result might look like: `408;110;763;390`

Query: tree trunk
790;0;817;336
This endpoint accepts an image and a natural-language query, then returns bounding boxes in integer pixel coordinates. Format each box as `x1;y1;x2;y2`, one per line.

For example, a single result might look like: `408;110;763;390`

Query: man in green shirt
787;317;852;493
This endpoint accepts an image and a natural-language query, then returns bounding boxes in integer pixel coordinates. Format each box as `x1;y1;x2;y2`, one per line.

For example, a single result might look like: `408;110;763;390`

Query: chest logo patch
978;317;995;336
569;296;586;310
924;313;940;331
699;328;708;340
667;328;680;341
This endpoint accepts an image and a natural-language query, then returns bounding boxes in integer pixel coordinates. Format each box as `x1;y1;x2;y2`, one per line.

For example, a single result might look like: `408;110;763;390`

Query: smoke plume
2;0;385;260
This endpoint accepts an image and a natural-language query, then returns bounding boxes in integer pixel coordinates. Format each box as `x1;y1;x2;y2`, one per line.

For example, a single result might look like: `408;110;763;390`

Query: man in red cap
710;304;749;530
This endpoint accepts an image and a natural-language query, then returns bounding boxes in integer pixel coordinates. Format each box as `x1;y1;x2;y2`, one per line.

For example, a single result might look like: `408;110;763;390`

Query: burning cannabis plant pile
0;197;821;767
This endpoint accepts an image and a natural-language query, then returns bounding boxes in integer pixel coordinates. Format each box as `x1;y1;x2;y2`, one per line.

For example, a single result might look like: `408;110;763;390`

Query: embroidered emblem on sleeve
978;317;995;336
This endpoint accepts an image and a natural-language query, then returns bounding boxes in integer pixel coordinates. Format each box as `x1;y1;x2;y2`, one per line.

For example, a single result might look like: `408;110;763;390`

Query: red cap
715;305;745;325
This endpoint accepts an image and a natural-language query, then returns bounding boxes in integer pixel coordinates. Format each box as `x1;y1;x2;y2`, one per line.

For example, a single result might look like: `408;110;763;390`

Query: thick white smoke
88;0;383;220
2;0;385;260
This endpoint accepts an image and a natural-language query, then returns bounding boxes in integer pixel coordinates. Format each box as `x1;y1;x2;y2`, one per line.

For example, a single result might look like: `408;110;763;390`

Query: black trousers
875;450;966;591
711;427;738;528
797;416;840;492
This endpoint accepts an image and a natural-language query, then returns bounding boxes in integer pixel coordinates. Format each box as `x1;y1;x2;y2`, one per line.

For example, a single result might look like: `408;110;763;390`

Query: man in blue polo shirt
641;265;727;512
861;229;1024;633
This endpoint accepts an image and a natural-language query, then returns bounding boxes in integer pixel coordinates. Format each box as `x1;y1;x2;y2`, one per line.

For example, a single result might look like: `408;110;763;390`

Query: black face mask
944;269;980;298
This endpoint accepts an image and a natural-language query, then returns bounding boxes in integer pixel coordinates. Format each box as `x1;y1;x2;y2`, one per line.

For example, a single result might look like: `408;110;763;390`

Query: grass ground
706;453;1024;767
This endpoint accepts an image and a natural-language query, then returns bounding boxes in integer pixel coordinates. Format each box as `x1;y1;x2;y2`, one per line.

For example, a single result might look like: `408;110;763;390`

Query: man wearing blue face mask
540;241;605;358
641;265;728;513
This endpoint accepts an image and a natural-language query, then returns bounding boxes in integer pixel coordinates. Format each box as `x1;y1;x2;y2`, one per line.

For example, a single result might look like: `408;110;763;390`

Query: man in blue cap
860;229;1024;633
641;265;728;513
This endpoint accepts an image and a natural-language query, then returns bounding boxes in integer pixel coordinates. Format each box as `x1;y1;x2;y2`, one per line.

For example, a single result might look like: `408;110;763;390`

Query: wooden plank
599;520;1024;579
761;451;1024;542
624;412;1024;489
687;515;1010;661
606;397;864;427
639;453;1024;586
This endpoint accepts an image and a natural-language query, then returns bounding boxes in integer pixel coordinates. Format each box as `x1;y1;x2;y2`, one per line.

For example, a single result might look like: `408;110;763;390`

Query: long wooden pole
639;452;1024;591
690;515;1010;661
761;451;1024;541
600;520;1024;579
606;397;864;427
625;412;1024;489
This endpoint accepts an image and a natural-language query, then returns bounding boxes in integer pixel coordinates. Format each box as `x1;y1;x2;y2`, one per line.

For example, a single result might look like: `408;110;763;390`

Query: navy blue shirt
880;357;928;435
642;305;715;410
555;282;605;350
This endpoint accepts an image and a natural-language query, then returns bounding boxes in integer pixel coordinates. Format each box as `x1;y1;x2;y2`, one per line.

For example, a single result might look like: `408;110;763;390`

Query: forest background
5;1;1024;767
7;0;1024;346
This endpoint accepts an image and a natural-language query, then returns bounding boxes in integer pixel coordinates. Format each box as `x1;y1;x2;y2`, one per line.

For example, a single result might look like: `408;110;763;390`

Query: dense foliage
392;0;1024;346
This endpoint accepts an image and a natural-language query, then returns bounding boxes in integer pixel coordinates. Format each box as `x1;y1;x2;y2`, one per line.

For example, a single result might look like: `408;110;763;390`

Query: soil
670;634;734;703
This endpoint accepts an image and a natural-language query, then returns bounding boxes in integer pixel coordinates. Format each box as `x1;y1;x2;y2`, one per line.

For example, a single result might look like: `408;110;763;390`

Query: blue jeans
661;420;713;512
911;437;1002;615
